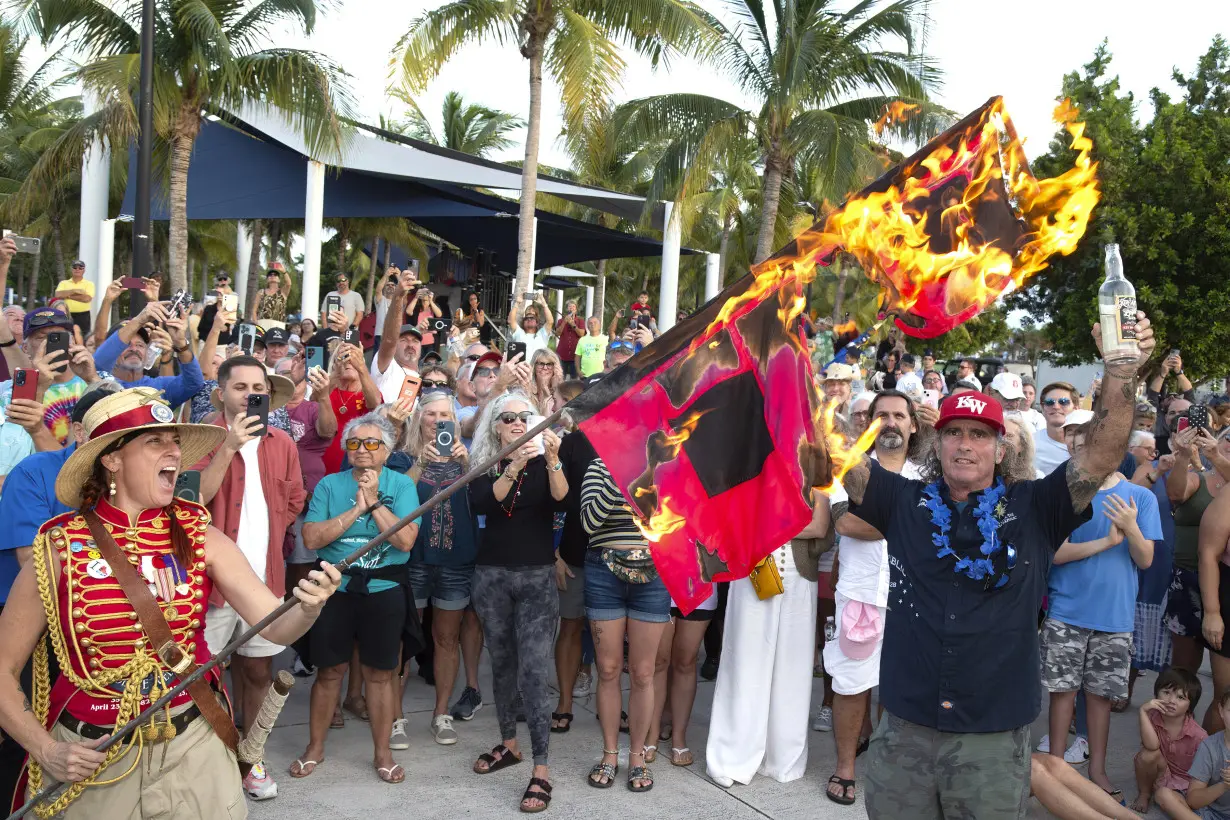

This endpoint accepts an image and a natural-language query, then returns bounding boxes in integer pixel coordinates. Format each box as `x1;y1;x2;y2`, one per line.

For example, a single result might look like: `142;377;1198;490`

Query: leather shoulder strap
83;511;239;753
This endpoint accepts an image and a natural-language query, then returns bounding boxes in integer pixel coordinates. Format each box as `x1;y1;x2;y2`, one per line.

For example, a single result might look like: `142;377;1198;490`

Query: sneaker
450;686;483;721
1064;736;1090;764
432;714;459;745
390;718;410;750
700;656;720;681
242;762;278;800
1036;734;1051;753
573;669;593;698
291;654;315;678
812;706;833;732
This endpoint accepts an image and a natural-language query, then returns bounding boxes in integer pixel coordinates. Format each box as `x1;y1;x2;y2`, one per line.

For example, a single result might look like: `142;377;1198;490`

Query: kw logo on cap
955;395;988;414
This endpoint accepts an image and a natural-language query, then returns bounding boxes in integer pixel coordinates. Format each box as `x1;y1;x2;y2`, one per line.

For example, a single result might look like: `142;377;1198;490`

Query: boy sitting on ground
1133;668;1207;816
1186;686;1230;819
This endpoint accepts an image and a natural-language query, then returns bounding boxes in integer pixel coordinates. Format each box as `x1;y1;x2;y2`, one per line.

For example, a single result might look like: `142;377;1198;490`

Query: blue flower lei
923;478;1017;588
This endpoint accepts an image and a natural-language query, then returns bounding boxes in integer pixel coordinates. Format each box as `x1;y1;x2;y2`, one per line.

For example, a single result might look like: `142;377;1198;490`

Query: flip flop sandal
627;765;654;793
644;745;657;764
289;758;321;778
342;696;369;721
330;709;345;729
474;744;523;774
376;764;405;784
855;736;870;757
550;712;573;733
520;777;553;813
588;756;619;789
826;774;856;806
670;747;693;767
1110;697;1131;713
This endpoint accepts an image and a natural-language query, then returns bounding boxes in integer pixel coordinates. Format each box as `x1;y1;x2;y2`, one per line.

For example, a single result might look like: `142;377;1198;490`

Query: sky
273;0;1230;171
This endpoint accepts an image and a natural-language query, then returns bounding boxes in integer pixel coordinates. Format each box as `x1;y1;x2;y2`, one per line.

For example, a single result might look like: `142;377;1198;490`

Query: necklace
924;478;1017;588
498;461;526;517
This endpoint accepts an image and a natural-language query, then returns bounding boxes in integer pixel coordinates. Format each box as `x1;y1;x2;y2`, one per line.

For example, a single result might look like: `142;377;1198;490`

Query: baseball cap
954;377;980;391
989;372;1025;400
24;306;73;336
935;391;1005;434
823;363;856;381
421;350;443;365
398;323;423;340
71;260;85;269
475;351;503;369
1062;408;1096;429
838;600;883;661
264;327;289;346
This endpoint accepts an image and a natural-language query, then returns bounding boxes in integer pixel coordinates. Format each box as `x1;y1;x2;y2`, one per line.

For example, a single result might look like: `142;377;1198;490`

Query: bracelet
549;461;562;472
173;344;189;354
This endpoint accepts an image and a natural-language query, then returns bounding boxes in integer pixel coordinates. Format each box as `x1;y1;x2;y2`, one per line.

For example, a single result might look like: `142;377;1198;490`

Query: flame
817;403;882;492
635;496;687;543
873;101;921;137
633;409;710;542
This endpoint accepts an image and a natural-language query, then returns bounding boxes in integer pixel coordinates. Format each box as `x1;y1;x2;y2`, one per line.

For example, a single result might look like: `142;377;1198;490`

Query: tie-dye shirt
0;375;90;445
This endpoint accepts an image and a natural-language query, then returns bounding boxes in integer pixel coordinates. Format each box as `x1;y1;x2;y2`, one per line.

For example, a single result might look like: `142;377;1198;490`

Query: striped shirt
579;459;646;551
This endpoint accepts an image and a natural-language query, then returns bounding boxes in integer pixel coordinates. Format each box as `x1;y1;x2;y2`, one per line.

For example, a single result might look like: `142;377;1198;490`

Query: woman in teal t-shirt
295;412;421;784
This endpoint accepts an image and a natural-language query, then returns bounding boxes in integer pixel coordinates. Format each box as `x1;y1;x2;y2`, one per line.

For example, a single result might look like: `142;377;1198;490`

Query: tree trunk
336;221;350;278
15;265;25;308
514;28;547;302
168;108;201;292
50;215;66;281
831;257;849;322
718;215;731;287
383;241;391;269
753;150;785;264
244;219;264;317
27;248;40;307
365;235;380;309
594;258;607;324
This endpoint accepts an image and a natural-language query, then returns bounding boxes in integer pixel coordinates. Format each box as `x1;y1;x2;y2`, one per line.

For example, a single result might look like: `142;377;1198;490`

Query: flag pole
7;408;566;820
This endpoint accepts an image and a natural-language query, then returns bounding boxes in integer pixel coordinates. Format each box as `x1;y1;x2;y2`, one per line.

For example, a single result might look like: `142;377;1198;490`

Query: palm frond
546;7;625;132
394;0;518;94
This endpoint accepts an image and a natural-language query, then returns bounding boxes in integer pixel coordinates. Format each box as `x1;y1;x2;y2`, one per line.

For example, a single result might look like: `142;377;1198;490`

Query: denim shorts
406;563;474;611
584;549;670;623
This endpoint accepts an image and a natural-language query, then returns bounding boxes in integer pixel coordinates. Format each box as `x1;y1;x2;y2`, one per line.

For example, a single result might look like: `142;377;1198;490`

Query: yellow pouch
748;556;784;600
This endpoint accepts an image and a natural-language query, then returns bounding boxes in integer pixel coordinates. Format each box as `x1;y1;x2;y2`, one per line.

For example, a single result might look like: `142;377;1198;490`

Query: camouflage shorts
864;712;1030;820
1039;617;1132;699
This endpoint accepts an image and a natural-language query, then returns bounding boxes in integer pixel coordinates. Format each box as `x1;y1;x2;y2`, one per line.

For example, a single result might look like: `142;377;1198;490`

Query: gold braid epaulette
27;525;162;818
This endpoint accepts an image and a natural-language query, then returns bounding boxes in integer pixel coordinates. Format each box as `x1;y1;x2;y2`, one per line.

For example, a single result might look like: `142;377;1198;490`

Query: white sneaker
432;714;459;745
1064;736;1090;764
242;761;278;800
389;718;410;750
1036;733;1051;753
573;669;593;698
812;706;833;732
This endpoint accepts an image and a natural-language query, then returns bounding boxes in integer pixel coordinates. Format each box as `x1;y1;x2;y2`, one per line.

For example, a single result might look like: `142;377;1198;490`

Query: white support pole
704;252;721;302
234;221;251;308
658;201;681;332
585;286;594;319
301;161;326;321
97;219;116;321
555;287;563;315
79;90;111;315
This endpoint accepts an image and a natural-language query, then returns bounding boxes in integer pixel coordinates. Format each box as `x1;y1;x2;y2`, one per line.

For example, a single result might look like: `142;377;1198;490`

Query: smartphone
121;276;145;289
1188;405;1211;432
1;230;39;254
525;290;539;302
306;346;326;373
326;295;342;316
44;330;70;374
342;327;359;345
921;388;940;409
1170;349;1180;359
237;324;258;356
528;414;545;455
431;317;452;335
434;420;456;455
399;372;422;405
167;288;191;317
174;470;201;503
12;368;37;402
507;341;527;363
1177;416;1191;433
246;393;270;437
221;293;239;314
629;317;639;330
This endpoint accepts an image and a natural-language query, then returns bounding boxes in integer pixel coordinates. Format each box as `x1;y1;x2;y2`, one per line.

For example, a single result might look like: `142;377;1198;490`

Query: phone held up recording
12;368;37;402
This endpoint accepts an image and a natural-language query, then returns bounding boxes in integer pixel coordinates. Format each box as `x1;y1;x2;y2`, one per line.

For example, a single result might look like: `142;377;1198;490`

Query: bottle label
1116;296;1137;342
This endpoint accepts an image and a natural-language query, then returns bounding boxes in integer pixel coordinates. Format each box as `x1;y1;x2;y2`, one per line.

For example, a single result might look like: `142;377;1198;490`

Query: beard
876;426;905;451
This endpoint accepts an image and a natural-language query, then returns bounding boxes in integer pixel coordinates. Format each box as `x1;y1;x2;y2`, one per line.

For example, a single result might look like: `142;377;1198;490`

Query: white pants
203;603;283;659
706;544;818;784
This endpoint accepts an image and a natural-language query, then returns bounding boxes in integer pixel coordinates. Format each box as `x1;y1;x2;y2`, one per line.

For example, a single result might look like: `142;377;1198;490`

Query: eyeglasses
345;438;384;451
535;362;555;370
498;411;534;425
423;379;449;388
1042;398;1072;407
474;366;497;378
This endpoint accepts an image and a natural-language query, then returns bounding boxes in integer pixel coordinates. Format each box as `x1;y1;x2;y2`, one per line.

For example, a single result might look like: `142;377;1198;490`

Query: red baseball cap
935;391;1005;434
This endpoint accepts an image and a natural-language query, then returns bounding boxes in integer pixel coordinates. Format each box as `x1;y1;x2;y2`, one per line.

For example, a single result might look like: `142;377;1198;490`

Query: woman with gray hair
293;411;423;784
468;389;567;812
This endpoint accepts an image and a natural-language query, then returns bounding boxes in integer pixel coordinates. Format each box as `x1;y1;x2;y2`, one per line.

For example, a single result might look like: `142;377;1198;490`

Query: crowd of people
1;229;1229;820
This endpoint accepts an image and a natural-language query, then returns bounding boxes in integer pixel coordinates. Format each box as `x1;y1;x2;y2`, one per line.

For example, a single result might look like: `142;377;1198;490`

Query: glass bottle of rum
1098;243;1138;365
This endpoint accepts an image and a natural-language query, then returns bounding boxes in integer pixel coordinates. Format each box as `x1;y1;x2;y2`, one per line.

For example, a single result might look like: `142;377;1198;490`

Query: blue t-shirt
0;445;75;602
1189;732;1230;819
1047;478;1163;633
305;466;421;594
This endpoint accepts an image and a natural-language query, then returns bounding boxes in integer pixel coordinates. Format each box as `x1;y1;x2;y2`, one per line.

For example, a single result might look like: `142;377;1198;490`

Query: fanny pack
601;547;657;584
748;556;784;600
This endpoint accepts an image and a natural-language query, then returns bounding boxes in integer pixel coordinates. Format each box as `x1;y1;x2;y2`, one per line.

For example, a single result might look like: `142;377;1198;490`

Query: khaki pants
44;711;245;820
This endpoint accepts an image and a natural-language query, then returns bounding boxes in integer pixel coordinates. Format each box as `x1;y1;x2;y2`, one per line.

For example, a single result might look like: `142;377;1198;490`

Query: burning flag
566;96;1100;612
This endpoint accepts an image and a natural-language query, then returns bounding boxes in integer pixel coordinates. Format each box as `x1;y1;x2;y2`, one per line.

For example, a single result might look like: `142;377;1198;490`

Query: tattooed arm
1066;312;1156;512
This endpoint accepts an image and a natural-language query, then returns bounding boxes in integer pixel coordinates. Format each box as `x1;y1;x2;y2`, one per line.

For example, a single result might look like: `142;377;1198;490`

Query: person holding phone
324;341;382;474
455;291;491;346
191;354;305;801
372;268;426;403
253;264;293;327
91;299;204;411
408;287;443;352
553;300;585;378
508;293;554;361
320;274;365;329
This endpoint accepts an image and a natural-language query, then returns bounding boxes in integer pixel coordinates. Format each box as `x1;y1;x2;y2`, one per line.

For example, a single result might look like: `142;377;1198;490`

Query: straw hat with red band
934;391;1005;435
55;387;227;508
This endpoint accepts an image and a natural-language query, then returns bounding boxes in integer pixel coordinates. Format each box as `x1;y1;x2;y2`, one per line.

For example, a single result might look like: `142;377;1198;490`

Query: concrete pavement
248;650;1187;820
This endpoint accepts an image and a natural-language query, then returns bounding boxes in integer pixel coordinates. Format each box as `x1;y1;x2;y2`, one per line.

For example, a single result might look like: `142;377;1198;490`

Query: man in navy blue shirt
92;300;203;409
840;313;1155;819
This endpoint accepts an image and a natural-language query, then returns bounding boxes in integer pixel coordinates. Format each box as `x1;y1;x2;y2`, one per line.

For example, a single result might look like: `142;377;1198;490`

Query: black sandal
855;736;870;757
520;777;552;813
826;774;856;806
588;750;619;789
474;744;523;774
550;712;573;733
619;710;630;734
627;765;654;793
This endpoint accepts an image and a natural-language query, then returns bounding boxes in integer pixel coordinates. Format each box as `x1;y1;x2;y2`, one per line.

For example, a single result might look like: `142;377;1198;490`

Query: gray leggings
472;564;559;766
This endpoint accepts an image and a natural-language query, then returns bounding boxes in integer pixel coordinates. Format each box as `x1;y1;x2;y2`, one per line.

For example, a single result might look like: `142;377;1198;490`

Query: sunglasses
610;341;635;353
474;366;498;378
498;411;534;425
345;437;384;451
423;379;449;388
465;354;482;362
1042;398;1072;407
71;264;85;269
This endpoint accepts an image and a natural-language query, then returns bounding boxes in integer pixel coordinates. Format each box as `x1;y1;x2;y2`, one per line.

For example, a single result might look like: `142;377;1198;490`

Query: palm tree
14;0;355;291
393;89;524;157
676;132;759;287
395;0;714;299
620;0;941;264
